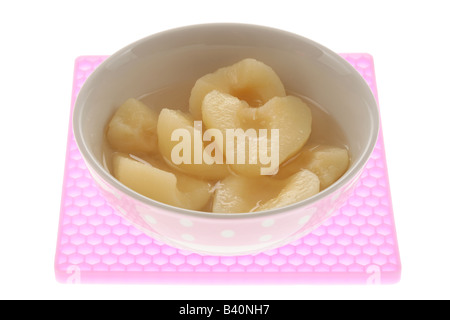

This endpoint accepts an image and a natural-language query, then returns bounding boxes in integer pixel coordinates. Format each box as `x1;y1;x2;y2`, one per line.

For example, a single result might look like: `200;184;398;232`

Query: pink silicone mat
55;54;401;284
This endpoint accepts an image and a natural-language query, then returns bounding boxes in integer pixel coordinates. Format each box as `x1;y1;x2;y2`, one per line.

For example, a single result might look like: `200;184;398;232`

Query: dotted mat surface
55;54;401;284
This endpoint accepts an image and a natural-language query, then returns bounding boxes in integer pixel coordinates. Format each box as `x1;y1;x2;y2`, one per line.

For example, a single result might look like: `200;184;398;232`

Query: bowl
72;23;379;256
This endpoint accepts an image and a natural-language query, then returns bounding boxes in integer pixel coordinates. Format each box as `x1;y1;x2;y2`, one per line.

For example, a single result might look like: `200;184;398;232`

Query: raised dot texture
261;219;275;227
179;218;193;227
220;230;235;238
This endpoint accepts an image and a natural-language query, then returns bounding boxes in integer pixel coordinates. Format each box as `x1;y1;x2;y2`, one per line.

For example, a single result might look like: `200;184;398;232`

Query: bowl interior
73;23;379;214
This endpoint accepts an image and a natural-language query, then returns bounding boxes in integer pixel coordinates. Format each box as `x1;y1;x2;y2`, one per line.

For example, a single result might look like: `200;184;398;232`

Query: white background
1;0;449;300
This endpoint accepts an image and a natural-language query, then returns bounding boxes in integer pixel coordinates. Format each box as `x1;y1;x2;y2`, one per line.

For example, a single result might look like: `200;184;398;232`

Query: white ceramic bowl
73;23;379;256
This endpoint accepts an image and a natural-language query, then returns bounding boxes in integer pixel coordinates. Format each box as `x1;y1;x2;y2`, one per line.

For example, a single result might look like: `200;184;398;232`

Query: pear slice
255;169;320;212
212;169;320;213
112;153;212;211
202;90;312;177
106;98;159;154
189;58;286;119
212;175;284;214
157;108;230;180
278;144;350;190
